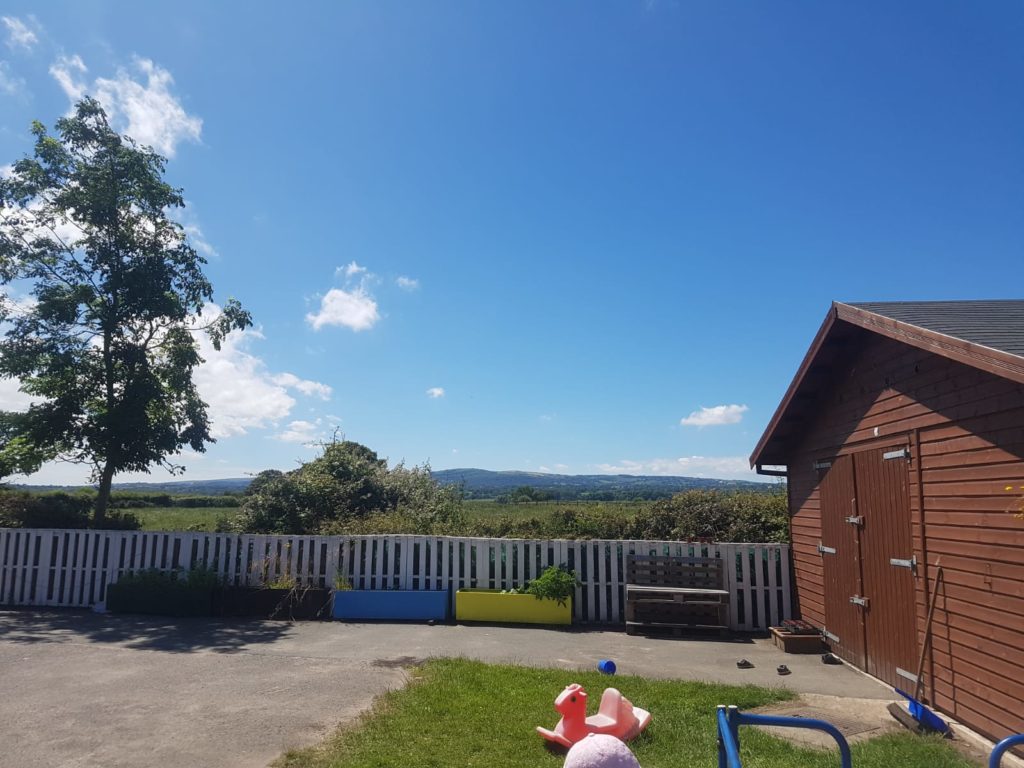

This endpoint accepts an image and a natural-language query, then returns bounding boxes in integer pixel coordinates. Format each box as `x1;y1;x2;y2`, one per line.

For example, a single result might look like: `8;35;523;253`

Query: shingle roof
849;300;1024;359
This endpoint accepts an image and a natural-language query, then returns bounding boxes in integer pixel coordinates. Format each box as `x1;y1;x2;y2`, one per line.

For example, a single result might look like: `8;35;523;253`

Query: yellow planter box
455;589;572;625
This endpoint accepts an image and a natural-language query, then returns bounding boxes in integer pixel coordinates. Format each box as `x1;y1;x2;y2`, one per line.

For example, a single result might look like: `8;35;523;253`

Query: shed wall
784;333;1024;741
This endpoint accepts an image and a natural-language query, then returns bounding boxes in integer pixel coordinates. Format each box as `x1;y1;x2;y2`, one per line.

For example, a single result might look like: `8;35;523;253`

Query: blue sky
1;2;1022;485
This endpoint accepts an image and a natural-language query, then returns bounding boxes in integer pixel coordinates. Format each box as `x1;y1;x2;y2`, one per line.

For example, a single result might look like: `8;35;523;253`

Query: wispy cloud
595;456;757;479
50;55;202;157
396;276;419;291
275;419;324;444
0;61;24;95
680;404;748;427
2;16;38;52
337;261;367;279
426;387;445;399
271;373;332;400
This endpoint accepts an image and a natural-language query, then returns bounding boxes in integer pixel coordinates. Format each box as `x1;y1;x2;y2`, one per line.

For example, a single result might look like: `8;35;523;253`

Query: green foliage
0;488;141;529
630;489;789;542
524;565;578;605
234;439;463;535
0;98;251;523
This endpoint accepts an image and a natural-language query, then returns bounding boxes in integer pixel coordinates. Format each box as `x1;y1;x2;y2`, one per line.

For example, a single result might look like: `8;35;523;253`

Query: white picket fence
0;529;792;630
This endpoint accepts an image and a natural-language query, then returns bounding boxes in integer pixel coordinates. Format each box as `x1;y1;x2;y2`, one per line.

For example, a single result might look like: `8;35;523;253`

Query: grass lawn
132;506;234;531
276;659;976;768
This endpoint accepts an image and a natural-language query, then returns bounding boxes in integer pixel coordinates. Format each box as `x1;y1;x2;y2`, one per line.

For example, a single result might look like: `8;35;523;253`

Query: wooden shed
750;300;1024;742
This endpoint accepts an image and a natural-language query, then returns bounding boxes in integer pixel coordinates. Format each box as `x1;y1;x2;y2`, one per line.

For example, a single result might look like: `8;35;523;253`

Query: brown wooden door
854;445;918;690
818;455;867;669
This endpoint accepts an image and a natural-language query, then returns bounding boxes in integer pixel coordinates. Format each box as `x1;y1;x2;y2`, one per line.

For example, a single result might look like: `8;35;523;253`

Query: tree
0;98;250;524
237;439;464;535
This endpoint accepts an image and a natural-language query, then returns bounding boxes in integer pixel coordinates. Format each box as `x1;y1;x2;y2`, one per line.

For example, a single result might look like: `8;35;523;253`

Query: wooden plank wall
783;331;1024;740
0;531;792;632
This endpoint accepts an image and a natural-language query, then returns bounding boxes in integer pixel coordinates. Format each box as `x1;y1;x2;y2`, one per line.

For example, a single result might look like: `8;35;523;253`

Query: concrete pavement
0;609;890;768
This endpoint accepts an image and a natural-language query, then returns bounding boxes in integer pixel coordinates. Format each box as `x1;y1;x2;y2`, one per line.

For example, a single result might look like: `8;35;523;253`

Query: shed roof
750;300;1024;470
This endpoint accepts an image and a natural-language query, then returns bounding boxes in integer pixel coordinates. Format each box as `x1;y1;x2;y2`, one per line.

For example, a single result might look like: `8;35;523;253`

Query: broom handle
913;563;944;702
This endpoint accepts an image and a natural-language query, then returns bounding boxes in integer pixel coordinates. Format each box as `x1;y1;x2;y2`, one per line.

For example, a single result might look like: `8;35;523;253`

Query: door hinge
845;515;863;526
890;556;917;570
822;628;840;644
849;595;869;607
883;448;910;461
818;542;837;555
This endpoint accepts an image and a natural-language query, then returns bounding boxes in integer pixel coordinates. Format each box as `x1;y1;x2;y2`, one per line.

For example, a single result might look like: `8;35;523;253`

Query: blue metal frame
990;735;1024;768
716;705;853;768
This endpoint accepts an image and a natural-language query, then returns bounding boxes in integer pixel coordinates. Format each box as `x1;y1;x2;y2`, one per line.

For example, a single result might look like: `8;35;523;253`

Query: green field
130;500;646;533
463;499;647;522
132;506;235;531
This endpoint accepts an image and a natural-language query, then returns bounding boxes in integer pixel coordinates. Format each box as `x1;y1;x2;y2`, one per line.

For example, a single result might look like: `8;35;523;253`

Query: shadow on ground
0;607;294;653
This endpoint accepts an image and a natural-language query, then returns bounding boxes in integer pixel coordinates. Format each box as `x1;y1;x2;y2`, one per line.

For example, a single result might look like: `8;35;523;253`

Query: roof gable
750;300;1024;470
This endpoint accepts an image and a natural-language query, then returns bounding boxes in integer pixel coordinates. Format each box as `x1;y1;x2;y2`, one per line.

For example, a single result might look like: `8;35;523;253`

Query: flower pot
455;589;571;625
332;589;449;621
212;587;332;620
106;581;213;617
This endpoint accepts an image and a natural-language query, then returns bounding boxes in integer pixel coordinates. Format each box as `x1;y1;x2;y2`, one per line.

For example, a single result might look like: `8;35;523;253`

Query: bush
627;489;788;542
0;489;141;529
235;440;464;535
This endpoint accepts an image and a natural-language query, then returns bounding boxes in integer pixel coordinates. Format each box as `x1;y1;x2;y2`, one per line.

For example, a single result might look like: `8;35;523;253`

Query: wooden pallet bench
624;555;729;635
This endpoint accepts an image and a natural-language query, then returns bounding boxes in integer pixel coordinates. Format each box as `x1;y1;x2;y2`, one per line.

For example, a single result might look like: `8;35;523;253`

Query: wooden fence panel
0;529;790;630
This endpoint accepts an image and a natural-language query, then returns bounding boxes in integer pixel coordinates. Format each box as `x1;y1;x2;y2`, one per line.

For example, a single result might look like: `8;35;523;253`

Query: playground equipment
990;734;1024;768
715;705;852;768
537;684;652;748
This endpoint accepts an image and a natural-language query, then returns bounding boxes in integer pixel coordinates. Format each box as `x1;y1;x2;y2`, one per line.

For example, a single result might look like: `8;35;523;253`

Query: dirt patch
750;693;900;749
372;655;427;669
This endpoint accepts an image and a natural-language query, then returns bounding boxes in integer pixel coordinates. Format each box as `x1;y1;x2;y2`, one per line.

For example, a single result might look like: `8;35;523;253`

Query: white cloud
167;203;218;258
275;419;323;444
50;55;202;158
0;164;13;178
680;403;748;427
306;286;379;332
193;305;332;438
2;16;37;52
396;276;419;291
0;61;24;95
49;54;87;102
595;456;758;480
554;463;569;471
0;376;36;411
339;261;367;278
426;387;445;399
271;372;332;400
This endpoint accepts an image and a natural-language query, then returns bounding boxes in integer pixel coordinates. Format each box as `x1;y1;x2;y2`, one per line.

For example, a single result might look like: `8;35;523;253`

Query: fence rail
0;529;792;630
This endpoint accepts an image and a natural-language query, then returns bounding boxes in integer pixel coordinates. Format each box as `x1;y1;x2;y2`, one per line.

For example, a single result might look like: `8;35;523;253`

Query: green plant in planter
333;574;353;591
525;565;579;606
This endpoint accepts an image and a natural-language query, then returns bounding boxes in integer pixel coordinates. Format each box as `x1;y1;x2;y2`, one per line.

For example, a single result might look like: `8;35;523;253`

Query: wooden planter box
332;589;449;621
212;587;332;620
770;626;826;654
106;582;213;617
455;589;571;625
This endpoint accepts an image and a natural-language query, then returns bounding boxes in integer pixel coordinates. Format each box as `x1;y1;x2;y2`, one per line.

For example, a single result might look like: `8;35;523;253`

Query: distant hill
8;478;252;496
430;468;773;500
8;469;775;501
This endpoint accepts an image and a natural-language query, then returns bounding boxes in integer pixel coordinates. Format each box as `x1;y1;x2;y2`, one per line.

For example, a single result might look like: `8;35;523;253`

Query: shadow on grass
0;606;293;653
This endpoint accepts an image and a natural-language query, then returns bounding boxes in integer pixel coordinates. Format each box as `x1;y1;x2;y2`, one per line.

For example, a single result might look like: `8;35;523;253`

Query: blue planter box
332;589;449;621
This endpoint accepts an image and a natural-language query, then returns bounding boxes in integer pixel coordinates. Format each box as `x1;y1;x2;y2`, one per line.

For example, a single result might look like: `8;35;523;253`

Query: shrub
525;565;579;605
0;489;141;529
628;489;788;542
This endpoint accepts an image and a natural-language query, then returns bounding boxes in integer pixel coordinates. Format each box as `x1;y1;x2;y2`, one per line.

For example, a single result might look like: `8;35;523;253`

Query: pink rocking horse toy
536;683;652;748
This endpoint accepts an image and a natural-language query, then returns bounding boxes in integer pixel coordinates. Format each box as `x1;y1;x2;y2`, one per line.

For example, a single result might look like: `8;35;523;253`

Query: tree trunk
94;460;116;527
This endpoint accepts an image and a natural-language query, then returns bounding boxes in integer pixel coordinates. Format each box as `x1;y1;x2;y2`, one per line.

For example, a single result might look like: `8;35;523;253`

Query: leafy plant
333;574;353;591
525;565;579;605
184;564;221;589
0;98;251;524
